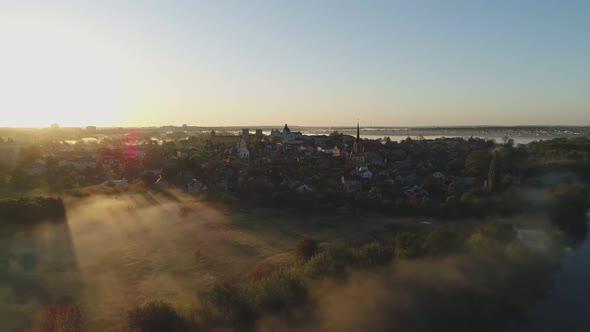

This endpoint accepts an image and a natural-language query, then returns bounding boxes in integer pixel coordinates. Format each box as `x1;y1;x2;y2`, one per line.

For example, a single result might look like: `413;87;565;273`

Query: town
0;123;512;211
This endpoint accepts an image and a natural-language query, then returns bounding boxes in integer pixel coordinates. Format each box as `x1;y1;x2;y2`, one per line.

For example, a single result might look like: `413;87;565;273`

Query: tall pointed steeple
352;119;361;154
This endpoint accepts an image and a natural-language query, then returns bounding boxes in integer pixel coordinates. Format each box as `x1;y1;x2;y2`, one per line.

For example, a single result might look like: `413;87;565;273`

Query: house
342;176;362;192
59;158;96;170
351;152;383;166
23;162;45;176
432;171;447;183
332;146;341;157
101;156;124;168
452;176;479;190
360;169;373;180
187;179;208;193
404;185;428;198
142;160;163;175
295;183;315;194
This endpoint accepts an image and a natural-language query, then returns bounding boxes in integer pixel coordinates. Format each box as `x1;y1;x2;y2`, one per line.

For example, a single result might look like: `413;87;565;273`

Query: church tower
352;120;362;153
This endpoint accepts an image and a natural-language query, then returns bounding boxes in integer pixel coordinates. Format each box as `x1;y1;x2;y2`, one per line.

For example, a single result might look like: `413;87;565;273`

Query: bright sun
0;16;133;127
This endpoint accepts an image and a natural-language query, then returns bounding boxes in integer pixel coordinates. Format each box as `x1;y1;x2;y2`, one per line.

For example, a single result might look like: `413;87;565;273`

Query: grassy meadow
0;191;420;331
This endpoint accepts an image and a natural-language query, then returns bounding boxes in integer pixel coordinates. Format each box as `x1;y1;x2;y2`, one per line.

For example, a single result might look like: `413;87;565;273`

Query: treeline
39;220;558;332
0;196;66;224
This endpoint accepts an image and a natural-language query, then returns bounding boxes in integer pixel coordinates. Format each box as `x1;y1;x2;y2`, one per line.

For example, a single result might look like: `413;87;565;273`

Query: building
272;124;303;144
59;158;97;170
208;130;242;145
237;138;250;161
333;146;341;157
352;121;363;153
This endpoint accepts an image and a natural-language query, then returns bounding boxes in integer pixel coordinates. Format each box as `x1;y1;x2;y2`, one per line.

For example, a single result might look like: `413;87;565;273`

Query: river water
515;212;590;331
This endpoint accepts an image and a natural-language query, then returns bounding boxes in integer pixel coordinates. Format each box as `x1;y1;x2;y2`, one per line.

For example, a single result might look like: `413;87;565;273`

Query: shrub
304;245;356;278
127;301;188;332
199;282;255;328
395;232;423;259
40;303;85;332
423;227;462;255
295;238;319;261
244;270;307;314
505;241;529;259
355;242;393;267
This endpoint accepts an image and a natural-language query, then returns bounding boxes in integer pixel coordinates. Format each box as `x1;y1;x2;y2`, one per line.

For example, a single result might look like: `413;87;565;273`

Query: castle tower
242;128;249;142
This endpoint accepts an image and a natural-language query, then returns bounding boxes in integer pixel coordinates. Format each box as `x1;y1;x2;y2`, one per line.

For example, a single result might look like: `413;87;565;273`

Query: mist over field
1;191;557;331
1;192;300;331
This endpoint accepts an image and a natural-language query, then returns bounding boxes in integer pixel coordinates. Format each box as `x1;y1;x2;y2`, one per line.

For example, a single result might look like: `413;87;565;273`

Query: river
515;212;590;331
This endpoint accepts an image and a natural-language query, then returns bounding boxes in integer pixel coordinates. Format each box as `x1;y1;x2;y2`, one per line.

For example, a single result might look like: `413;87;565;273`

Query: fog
0;191;560;331
256;254;543;332
1;192;294;331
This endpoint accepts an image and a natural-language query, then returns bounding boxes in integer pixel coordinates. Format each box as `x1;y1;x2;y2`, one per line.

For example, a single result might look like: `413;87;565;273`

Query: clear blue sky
1;0;589;127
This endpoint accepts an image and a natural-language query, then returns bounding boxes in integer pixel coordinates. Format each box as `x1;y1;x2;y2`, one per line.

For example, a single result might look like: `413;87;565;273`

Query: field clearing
0;191;424;331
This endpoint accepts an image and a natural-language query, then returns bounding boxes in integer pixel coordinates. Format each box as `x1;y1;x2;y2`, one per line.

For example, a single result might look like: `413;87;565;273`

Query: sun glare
0;16;133;127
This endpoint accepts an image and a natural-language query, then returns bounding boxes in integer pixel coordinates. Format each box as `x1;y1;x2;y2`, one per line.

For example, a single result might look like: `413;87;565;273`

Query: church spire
356;120;360;141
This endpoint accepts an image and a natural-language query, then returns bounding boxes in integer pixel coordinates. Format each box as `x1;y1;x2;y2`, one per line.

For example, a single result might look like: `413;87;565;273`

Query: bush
467;220;515;251
40;304;86;332
295;238;319;261
505;241;529;259
127;301;188;332
395;232;423;259
355;242;393;267
199;282;255;328
304;245;356;278
244;270;308;314
423;227;462;255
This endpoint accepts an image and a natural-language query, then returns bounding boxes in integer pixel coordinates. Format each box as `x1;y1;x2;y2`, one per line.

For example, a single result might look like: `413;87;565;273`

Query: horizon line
2;124;590;130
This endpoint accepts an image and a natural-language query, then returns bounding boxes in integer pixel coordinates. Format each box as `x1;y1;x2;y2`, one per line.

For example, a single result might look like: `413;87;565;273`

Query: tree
329;130;341;136
447;158;465;175
421;175;442;197
488;151;501;192
466;149;492;177
546;184;590;233
295;238;319;261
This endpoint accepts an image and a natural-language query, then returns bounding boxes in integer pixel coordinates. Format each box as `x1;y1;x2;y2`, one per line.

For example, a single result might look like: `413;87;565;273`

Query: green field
0;191;429;331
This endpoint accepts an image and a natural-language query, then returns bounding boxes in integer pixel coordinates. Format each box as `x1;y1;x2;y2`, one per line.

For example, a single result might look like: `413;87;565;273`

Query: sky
0;0;589;128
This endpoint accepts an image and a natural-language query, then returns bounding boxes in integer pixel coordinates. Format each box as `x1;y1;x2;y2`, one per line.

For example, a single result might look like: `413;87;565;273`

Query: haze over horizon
1;0;589;128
